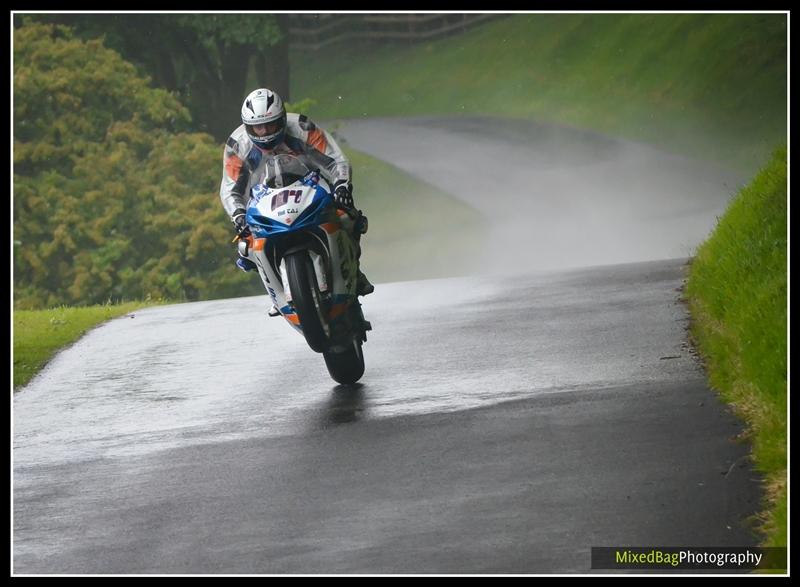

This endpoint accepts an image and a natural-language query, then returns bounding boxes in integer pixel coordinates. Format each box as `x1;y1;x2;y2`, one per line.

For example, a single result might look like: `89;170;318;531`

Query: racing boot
356;269;374;296
352;212;373;296
268;304;281;317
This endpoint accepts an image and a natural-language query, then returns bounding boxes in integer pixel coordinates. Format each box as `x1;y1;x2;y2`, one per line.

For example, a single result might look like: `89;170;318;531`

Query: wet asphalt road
13;261;761;574
13;119;761;574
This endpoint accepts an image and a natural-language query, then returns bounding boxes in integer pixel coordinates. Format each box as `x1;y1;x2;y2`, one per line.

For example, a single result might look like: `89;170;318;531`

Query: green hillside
292;13;786;173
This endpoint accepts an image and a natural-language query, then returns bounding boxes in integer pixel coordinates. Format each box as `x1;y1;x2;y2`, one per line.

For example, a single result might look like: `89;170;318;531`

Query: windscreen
263;154;311;189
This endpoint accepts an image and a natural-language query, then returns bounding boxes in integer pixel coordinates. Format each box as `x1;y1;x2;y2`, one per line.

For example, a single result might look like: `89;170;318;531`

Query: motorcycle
236;154;371;384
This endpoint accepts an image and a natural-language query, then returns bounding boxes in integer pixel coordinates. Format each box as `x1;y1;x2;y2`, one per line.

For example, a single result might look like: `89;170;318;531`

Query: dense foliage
19;13;289;141
14;22;260;309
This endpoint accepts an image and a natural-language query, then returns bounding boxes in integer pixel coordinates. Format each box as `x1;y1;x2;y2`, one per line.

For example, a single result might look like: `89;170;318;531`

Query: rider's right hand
232;208;251;239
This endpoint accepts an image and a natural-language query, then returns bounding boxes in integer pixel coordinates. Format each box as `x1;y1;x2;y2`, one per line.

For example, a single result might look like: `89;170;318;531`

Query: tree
14;20;261;309
19;13;289;141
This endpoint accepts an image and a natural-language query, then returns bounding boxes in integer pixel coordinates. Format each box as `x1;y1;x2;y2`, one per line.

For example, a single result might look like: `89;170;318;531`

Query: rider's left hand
334;181;354;209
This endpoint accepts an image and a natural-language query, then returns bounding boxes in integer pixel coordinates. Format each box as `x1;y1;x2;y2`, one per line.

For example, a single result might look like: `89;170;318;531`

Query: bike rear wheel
323;338;365;384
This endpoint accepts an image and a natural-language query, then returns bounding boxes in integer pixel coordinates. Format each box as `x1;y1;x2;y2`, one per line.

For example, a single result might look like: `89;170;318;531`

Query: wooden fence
287;13;502;51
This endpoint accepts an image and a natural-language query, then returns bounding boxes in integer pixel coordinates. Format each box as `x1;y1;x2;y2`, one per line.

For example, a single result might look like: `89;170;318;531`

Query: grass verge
684;147;787;548
13;301;158;391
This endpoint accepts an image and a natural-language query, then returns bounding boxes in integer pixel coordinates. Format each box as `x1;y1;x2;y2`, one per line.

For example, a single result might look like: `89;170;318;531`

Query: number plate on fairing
253;185;316;225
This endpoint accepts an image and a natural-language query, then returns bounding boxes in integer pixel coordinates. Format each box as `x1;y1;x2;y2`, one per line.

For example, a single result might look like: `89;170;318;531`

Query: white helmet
241;88;286;150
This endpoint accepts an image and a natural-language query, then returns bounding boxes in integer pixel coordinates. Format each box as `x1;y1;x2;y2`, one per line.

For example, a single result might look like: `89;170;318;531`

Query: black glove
334;181;354;209
232;208;251;238
354;211;368;235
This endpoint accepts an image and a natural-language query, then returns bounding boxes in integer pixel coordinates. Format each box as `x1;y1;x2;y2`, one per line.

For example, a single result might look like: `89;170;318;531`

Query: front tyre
286;252;329;353
323;339;365;384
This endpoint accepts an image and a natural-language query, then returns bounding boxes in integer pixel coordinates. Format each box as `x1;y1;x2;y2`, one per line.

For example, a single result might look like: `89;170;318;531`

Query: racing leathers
220;113;352;220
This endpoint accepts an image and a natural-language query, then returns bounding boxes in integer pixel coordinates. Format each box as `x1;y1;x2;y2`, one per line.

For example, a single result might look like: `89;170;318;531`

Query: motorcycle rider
219;87;374;303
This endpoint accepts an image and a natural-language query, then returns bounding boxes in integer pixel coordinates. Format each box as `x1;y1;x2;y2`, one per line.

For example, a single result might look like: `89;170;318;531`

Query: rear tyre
323;339;365;384
286;252;329;353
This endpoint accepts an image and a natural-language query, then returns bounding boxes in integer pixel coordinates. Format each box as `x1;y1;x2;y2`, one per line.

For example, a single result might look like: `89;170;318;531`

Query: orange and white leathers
219;113;352;221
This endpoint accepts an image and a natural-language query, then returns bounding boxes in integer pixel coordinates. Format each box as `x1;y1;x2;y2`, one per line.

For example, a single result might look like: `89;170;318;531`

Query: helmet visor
248;120;283;137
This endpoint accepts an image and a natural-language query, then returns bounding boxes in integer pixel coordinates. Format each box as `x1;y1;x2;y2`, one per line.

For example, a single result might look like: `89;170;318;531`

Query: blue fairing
247;185;332;238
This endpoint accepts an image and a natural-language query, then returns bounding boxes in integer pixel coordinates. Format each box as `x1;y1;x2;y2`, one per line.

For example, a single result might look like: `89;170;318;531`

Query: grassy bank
13;302;156;390
684;147;787;547
293;13;786;174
